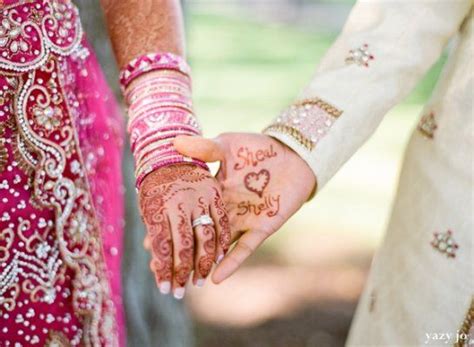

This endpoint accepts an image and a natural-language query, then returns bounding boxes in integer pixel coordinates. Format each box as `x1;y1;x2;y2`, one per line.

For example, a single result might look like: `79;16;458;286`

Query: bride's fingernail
173;287;186;300
196;279;206;287
159;281;171;295
216;254;224;264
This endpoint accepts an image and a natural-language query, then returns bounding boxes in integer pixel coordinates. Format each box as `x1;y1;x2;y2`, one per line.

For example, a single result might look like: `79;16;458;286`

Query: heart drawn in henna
244;169;270;198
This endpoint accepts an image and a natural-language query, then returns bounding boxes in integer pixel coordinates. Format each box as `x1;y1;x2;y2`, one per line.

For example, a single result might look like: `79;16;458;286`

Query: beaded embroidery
264;98;343;151
418;112;437;138
0;1;118;346
431;230;459;258
345;43;374;67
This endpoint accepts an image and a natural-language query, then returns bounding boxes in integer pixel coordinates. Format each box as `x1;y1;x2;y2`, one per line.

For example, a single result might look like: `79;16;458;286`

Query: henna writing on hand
237;195;281;217
233;145;278;171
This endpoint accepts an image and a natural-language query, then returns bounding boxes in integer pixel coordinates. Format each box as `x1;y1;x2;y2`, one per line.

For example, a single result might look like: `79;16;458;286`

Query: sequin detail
431;230;459;258
345;43;374;67
418;112;437;138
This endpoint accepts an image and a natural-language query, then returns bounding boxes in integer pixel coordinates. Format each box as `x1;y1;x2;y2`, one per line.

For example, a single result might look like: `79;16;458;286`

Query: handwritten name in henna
237;195;281;217
234;145;278;171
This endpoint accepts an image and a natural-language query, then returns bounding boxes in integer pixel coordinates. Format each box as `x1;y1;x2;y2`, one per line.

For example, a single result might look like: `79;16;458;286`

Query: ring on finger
192;214;214;228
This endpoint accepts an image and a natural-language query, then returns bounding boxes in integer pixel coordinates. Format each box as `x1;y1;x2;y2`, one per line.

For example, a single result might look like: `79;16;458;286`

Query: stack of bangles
120;52;209;189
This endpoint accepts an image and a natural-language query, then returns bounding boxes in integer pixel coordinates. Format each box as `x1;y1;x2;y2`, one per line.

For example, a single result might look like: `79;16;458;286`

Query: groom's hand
174;133;316;284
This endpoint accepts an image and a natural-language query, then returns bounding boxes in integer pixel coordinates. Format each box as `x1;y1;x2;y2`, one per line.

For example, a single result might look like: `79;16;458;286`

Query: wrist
263;134;318;201
263;97;342;198
120;52;208;189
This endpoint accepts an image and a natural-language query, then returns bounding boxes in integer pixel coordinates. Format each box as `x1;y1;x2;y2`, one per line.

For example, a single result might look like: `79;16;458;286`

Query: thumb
174;136;225;163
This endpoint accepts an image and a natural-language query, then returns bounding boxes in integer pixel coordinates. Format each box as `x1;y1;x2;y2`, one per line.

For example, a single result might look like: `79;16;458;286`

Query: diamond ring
192;214;214;228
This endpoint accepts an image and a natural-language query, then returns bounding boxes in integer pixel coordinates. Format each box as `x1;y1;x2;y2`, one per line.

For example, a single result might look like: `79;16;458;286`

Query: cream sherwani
265;1;473;346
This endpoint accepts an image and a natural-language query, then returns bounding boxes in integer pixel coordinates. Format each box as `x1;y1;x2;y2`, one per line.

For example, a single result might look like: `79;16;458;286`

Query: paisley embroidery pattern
0;1;118;346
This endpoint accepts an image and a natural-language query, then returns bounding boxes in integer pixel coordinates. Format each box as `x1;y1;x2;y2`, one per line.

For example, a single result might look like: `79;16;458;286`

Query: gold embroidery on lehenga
0;123;7;172
0;75;19;173
46;330;73;347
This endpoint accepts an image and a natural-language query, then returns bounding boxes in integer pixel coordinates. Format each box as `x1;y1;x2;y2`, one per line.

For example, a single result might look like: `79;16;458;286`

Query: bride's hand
174;133;315;284
138;164;231;298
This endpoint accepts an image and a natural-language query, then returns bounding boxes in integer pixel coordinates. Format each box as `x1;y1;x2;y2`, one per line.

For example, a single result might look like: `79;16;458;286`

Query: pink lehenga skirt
0;1;125;345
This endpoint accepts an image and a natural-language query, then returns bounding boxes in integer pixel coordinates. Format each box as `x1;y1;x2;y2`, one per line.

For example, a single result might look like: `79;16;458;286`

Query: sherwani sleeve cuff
264;0;472;194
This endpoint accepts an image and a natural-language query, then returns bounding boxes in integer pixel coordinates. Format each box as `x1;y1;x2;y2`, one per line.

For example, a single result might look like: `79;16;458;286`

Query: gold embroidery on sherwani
453;297;473;347
264;97;343;151
418;112;437;138
264;124;316;150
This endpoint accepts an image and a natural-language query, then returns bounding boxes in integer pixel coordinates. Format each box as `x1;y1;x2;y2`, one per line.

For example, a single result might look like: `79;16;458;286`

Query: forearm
100;0;186;67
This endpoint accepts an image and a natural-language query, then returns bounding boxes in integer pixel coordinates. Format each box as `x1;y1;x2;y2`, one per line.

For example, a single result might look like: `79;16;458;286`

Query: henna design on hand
233;145;278;171
196;197;215;278
212;188;231;253
139;164;215;285
139;177;173;283
174;204;194;287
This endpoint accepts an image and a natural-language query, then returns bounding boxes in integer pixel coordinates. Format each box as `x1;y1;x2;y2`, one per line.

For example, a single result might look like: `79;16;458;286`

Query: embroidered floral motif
0;16;30;54
345;43;374;67
418;112;437;138
264;98;343;151
431;230;459;258
0;0;82;71
33;105;63;132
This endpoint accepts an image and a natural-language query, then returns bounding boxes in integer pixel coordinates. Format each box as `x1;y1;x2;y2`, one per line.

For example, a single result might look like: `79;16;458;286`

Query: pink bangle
122;52;210;189
120;52;191;91
133;130;198;159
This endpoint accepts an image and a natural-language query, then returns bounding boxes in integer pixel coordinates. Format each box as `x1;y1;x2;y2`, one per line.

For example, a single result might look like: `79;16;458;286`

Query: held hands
138;164;231;299
174;133;316;284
